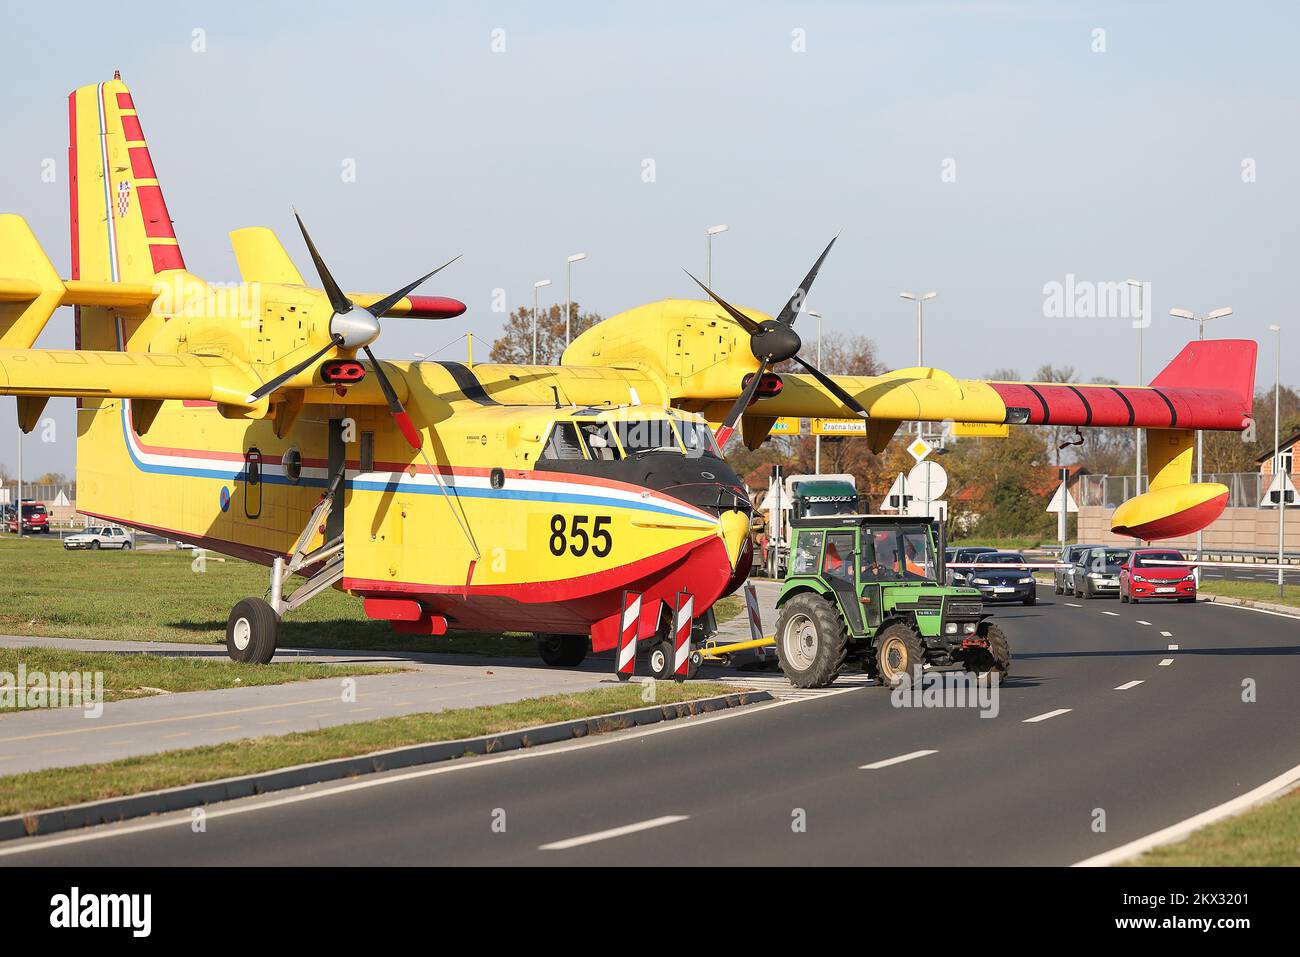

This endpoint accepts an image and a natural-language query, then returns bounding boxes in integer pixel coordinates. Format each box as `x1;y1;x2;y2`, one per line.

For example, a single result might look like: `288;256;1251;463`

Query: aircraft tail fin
69;76;186;288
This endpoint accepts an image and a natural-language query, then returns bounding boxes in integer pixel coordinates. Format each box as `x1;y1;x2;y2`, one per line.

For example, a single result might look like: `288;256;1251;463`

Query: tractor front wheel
775;593;848;689
874;622;926;687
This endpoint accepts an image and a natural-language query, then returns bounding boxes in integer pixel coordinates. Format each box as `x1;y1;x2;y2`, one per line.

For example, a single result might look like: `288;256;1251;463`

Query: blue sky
1;0;1295;475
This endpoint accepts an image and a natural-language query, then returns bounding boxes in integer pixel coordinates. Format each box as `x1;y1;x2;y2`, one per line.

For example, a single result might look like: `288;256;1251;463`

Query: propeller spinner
684;235;869;448
246;211;460;451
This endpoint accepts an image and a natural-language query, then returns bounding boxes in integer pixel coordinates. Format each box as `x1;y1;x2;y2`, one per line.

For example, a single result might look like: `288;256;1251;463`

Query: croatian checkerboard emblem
116;179;131;218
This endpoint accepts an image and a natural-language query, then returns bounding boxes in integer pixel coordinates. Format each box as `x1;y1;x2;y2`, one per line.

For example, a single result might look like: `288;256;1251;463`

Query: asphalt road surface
4;585;1297;866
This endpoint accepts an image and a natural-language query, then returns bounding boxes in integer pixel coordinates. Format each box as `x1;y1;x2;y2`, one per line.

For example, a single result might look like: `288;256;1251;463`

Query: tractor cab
774;514;1011;688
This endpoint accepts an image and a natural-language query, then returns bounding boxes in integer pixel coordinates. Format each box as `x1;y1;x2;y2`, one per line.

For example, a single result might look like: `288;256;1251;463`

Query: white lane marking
1065;602;1081;608
1114;680;1144;691
1024;708;1071;723
1158;658;1174;667
1136;620;1151;626
539;815;688;850
860;749;938;770
1074;762;1300;866
1160;631;1173;637
1102;611;1119;617
1167;644;1179;651
0;689;846;858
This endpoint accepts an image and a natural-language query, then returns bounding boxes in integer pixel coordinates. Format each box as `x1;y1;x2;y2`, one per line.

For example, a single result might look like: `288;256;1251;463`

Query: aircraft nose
718;508;751;570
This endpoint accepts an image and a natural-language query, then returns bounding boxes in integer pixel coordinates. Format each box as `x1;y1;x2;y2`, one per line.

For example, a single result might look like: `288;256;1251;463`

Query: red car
1119;548;1197;604
6;501;50;534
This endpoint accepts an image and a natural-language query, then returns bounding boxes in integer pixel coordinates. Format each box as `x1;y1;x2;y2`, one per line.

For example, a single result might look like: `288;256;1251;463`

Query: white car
64;525;133;550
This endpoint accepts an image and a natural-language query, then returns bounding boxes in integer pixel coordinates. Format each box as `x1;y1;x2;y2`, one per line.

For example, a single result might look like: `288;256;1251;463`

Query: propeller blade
246;336;342;403
367;255;463;319
293;209;353;315
682;269;762;335
363;345;422;450
714;357;770;449
774;235;838;327
791;354;870;418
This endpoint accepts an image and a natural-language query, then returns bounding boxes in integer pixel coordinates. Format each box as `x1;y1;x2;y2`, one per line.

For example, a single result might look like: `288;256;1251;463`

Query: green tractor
773;514;1011;689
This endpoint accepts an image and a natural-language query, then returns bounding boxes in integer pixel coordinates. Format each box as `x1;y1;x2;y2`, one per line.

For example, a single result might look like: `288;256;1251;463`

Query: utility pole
706;224;728;288
532;279;551;364
565;253;586;349
810;309;822;474
900;291;936;438
1269;324;1285;598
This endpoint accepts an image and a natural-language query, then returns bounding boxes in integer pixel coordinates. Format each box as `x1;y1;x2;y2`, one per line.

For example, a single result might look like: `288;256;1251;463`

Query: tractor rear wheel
874;622;926;687
537;634;588;667
775;593;848;689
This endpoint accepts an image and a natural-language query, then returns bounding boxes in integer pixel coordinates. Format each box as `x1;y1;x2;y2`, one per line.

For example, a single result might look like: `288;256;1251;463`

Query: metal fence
0;482;77;506
1079;472;1265;509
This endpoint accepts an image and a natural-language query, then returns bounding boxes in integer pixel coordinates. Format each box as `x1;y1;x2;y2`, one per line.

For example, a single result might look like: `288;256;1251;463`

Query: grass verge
1198;578;1299;610
0;536;535;654
0;682;736;817
1128;787;1300;866
0;648;402;710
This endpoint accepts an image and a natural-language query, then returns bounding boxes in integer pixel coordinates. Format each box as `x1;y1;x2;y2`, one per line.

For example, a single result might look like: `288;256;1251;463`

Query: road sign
907;499;947;520
811;418;867;435
1046;483;1078;513
907;461;948;500
1260;470;1297;507
907;436;932;462
769;417;802;435
952;421;1009;438
881;472;912;512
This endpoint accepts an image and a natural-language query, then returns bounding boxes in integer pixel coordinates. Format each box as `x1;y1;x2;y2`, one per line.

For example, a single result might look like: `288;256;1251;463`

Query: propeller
684;235;868;447
246;211;460;452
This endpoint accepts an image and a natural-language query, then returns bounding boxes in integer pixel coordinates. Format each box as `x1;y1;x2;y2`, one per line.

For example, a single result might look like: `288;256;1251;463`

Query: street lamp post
1126;279;1146;495
706;224;728;288
1269;323;1284;599
900;291;937;437
565;253;586;349
15;432;22;540
809;309;823;474
1169;305;1233;568
532;279;551;364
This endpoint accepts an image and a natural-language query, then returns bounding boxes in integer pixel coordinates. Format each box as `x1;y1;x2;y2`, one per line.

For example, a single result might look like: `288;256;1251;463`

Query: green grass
1129;787;1300;866
949;537;1050;551
0;682;737;818
713;594;743;625
1198;578;1299;610
0;536;536;655
0;647;401;710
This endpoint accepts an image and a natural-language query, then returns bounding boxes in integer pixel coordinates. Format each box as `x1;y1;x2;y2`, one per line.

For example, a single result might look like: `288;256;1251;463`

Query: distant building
1255;429;1299;482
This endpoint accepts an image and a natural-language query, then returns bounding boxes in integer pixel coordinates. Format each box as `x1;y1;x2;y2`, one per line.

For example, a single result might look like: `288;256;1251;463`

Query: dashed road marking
161;731;190;740
1158;658;1174;667
1114;680;1144;691
1167;644;1179;651
540;815;689;850
1065;602;1081;608
1160;631;1173;637
1136;620;1151;626
860;749;938;770
1102;611;1119;617
1024;708;1072;723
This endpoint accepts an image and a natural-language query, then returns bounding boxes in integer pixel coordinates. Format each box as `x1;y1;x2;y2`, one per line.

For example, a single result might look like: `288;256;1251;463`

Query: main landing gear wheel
537;634;588;667
775;593;848;689
874;622;926;688
648;640;676;681
227;597;279;664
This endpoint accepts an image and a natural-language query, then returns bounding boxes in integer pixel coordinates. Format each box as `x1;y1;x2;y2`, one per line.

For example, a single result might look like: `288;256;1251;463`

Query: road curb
0;689;773;844
1200;593;1300;618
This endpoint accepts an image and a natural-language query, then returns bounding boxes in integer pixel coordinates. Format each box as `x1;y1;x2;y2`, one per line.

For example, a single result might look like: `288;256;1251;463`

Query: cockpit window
612;417;681;455
577;422;622;461
676;418;722;458
542;422;586;461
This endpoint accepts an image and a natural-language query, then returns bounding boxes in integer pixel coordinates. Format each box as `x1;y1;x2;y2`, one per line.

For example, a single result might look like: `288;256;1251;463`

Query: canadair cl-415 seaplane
0;76;1256;671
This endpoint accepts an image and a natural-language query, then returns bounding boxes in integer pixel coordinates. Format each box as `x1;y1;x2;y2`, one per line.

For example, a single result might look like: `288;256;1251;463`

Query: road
2;586;1297;865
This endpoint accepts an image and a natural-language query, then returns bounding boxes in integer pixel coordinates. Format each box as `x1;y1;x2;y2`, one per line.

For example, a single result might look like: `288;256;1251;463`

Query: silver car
1054;543;1098;595
1074;546;1131;599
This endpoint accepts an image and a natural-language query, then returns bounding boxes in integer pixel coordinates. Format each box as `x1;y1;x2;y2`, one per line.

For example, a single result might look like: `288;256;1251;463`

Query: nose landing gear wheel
537;634;588;667
227;597;279;664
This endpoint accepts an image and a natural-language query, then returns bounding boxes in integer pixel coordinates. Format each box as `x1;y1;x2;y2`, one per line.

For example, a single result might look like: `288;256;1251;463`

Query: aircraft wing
0;348;258;405
743;339;1256;434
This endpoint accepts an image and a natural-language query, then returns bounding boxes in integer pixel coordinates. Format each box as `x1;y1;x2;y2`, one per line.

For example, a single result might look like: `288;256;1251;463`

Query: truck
772;513;1011;688
756;472;860;577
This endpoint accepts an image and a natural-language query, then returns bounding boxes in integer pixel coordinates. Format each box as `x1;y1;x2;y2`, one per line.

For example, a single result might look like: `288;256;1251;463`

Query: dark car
968;551;1038;605
1120;548;1197;604
1054;543;1099;595
945;546;1000;586
1074;546;1131;599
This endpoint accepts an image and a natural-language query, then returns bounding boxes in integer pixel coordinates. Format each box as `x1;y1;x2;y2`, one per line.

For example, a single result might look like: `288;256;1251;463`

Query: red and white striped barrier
744;582;763;642
673;590;694;679
617;590;641;680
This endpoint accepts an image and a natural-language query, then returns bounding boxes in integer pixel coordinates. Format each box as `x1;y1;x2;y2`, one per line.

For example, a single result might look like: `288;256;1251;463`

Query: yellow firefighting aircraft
0;76;1256;671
